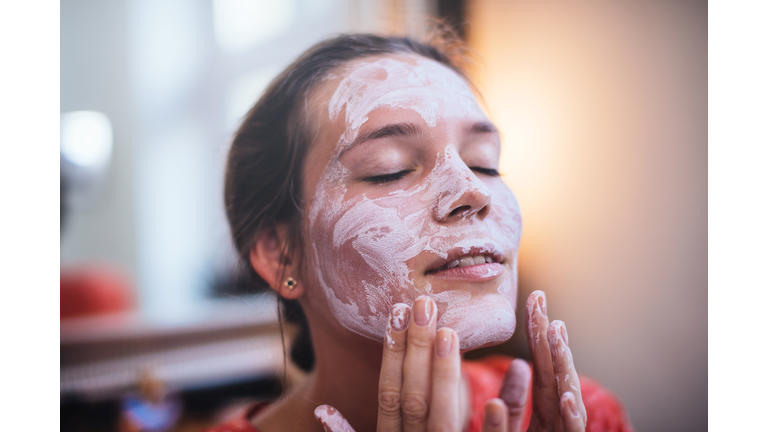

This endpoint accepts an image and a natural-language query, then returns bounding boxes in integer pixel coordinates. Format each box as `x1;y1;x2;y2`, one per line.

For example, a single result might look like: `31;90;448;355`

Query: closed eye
362;170;413;184
470;167;500;177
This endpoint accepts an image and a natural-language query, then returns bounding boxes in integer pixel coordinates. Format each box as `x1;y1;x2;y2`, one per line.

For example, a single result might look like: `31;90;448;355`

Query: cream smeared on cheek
307;57;523;349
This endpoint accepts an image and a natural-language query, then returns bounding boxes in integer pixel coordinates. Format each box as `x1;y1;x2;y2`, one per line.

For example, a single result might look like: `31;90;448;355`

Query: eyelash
363;170;413;184
363;167;500;184
470;167;501;177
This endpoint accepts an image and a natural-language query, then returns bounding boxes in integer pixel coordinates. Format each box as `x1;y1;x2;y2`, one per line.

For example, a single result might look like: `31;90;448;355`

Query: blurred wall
467;1;706;430
61;0;138;277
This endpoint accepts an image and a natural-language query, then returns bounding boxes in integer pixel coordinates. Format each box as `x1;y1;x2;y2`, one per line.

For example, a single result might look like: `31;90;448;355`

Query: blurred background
60;0;706;431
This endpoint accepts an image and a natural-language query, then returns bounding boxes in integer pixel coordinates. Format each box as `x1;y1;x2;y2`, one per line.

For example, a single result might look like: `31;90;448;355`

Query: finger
498;359;531;432
559;392;586;432
377;303;411;432
401;296;437;432
547;320;587;423
481;398;508;432
426;328;461;431
314;405;357;432
525;291;560;426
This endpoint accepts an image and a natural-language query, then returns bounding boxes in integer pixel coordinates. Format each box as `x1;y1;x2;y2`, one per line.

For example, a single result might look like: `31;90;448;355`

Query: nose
433;161;492;223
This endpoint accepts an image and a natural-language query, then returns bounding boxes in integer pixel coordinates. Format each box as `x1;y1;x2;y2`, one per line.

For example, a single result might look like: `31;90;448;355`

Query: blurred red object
60;265;134;319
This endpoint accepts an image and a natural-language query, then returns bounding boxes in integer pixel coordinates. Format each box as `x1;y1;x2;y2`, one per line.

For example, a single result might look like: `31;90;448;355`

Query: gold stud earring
284;277;297;290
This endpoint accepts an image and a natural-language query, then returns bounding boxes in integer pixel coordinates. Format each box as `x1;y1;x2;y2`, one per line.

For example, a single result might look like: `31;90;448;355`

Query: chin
440;306;516;351
433;290;517;351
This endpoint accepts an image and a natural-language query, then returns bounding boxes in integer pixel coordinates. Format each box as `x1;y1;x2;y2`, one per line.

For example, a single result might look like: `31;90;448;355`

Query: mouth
425;245;505;275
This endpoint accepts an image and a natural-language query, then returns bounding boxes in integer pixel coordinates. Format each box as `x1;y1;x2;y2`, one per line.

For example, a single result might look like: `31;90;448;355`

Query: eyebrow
467;121;498;135
337;122;422;160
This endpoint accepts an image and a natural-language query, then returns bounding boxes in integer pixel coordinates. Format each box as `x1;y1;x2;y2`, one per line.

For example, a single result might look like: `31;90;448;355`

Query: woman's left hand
482;290;587;432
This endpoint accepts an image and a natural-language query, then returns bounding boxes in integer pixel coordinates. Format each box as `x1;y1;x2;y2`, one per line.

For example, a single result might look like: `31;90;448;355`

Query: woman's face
302;54;522;350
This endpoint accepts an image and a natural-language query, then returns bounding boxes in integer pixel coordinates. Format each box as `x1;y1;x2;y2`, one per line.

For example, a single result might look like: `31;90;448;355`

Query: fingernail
537;292;547;316
562;392;579;418
548;321;564;349
485;400;503;427
436;328;453;357
560;321;569;346
414;296;433;326
390;303;410;332
314;405;337;432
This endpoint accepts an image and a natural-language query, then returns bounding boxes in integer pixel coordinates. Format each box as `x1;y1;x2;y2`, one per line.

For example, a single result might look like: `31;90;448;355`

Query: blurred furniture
61;294;283;431
61;266;135;320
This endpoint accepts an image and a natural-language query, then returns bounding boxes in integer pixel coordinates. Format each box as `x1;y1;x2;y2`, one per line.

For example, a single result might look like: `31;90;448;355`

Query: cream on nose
431;150;492;222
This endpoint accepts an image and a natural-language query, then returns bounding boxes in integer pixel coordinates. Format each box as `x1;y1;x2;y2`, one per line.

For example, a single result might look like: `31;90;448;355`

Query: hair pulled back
225;29;473;372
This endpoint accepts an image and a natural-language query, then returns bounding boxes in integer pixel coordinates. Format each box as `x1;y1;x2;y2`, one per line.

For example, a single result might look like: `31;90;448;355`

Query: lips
426;245;505;274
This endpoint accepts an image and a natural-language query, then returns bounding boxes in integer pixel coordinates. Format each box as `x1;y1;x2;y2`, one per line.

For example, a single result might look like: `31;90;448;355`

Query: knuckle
432;364;460;382
507;404;526;417
401;393;429;422
378;390;401;416
387;341;407;353
407;335;433;350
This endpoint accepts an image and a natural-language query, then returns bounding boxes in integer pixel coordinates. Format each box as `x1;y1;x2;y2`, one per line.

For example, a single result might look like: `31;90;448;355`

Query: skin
248;54;587;432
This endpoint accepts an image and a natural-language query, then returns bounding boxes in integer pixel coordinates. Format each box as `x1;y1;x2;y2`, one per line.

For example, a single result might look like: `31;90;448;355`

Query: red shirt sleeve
462;355;634;432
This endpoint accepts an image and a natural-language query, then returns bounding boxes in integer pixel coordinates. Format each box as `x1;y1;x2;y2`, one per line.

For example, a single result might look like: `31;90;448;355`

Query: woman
213;31;633;432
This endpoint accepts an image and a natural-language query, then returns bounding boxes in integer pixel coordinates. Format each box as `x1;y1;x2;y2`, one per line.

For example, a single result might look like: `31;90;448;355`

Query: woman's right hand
314;291;587;432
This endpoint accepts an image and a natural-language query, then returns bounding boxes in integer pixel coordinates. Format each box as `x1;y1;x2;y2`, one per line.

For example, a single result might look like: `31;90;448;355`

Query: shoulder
462;355;634;432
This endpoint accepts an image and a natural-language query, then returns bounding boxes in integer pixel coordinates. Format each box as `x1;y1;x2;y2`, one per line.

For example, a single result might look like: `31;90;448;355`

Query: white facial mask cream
307;56;523;350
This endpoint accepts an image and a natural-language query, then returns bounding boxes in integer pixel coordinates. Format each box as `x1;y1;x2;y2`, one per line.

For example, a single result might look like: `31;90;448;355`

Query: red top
204;356;634;432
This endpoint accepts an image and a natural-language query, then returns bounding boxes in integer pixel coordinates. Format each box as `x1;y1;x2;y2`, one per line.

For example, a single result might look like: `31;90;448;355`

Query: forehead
307;54;482;137
303;54;486;185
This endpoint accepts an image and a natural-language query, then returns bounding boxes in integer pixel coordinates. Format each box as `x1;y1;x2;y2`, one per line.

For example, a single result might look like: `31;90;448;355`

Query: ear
249;224;304;300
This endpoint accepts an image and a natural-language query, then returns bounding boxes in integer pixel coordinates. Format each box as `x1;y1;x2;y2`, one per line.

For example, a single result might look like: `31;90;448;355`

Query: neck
253;317;384;432
253;313;472;432
307;325;384;431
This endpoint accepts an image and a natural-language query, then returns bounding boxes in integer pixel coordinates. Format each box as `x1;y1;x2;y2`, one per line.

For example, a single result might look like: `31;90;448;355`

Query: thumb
314;405;357;432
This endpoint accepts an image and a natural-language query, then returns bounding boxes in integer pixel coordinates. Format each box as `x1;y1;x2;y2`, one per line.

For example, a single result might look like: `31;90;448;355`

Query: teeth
443;255;494;269
458;256;475;267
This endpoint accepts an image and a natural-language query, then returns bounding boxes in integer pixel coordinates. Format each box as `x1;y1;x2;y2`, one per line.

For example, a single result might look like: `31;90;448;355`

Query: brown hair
224;30;473;371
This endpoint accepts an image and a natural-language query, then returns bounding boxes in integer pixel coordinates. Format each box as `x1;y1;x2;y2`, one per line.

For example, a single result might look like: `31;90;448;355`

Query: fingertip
314;404;334;420
548;321;573;361
526;290;547;316
510;358;531;379
484;398;507;427
560;391;581;420
560;392;586;432
314;405;354;432
547;320;563;344
412;295;436;327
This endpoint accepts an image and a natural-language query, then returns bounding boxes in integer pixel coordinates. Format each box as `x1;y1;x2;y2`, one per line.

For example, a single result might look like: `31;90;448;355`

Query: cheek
308;182;426;341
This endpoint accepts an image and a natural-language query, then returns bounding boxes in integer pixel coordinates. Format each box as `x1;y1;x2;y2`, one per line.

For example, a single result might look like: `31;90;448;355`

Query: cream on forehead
327;56;481;148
